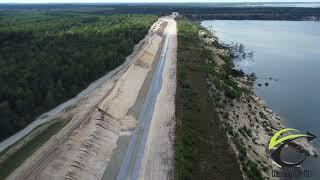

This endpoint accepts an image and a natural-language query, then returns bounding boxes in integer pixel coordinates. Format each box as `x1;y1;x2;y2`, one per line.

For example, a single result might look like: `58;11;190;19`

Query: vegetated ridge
174;17;243;180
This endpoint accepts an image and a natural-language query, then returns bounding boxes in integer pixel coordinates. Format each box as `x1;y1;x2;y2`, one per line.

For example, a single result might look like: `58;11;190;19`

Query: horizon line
1;1;320;4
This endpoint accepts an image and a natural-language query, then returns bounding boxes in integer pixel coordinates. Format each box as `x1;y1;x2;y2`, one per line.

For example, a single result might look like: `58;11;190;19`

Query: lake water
201;20;320;179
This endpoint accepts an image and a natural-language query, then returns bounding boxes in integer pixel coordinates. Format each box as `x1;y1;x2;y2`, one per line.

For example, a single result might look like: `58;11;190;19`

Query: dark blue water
202;20;320;179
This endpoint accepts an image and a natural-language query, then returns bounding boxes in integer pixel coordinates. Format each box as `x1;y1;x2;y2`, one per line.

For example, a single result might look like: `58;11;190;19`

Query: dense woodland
0;13;157;140
1;4;320;21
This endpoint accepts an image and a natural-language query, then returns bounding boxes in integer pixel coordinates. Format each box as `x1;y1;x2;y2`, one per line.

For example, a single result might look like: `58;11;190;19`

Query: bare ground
137;18;177;180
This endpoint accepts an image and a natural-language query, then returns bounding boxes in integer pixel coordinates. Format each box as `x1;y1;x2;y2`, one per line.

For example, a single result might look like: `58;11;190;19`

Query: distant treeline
182;7;320;20
1;4;320;20
0;14;157;140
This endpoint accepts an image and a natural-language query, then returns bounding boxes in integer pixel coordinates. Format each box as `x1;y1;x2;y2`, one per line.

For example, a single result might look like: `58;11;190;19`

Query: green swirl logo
268;128;316;167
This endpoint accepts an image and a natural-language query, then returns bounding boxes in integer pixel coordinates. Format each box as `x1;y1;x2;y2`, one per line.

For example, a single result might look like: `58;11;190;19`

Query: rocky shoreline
198;29;318;179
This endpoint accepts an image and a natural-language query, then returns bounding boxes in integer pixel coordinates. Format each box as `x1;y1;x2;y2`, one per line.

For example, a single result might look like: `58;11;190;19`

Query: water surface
202;20;320;179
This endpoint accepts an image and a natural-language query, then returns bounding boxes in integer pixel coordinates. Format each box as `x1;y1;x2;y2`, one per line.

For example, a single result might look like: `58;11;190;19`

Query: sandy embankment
137;18;177;180
7;17;166;180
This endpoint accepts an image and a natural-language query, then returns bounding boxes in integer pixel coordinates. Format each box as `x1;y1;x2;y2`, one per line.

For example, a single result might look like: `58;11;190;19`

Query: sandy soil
137;18;177;180
7;17;167;180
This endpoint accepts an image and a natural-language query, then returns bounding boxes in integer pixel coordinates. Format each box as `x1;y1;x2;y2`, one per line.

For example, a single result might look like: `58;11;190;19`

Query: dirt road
116;16;177;180
7;13;177;180
137;18;177;180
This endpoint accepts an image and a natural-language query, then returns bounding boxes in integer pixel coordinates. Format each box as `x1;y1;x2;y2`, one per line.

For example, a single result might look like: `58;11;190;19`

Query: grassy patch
239;126;253;138
0;118;68;179
175;18;242;180
224;123;234;136
232;134;264;180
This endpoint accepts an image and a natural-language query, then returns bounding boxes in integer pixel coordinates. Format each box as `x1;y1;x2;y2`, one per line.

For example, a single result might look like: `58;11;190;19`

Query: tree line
0;13;157;140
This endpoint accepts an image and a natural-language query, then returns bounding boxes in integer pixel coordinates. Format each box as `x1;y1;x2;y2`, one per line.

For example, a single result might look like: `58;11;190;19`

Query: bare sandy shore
6;16;169;180
137;18;177;180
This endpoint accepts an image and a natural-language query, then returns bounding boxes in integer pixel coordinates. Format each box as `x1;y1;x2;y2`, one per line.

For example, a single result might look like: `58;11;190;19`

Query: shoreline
198;29;318;179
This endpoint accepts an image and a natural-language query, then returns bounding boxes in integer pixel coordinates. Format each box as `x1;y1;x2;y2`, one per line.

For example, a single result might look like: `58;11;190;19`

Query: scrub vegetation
174;18;242;180
0;13;157;140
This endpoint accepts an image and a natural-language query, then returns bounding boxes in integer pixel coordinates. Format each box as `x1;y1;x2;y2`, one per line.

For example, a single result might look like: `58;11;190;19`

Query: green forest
0;13;157;140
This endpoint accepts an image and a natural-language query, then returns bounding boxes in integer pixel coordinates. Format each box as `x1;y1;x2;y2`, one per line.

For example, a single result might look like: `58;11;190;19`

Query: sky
1;0;320;4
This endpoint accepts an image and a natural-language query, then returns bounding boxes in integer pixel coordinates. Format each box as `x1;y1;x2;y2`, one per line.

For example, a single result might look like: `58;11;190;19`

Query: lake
201;20;320;179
